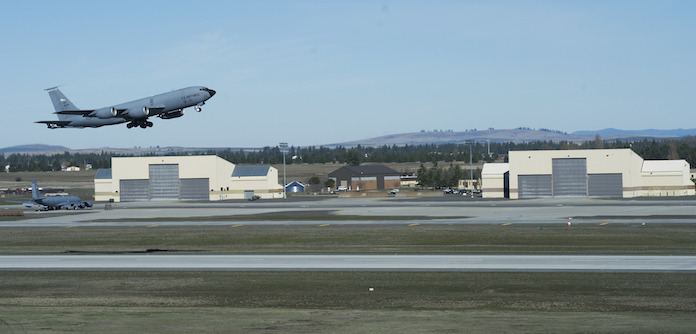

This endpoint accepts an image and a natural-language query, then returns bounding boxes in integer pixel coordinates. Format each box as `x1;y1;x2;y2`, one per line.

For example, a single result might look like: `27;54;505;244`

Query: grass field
0;224;694;255
0;271;694;333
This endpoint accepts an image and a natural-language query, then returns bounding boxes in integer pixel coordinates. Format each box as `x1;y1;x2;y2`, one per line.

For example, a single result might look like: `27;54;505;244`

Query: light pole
487;128;491;156
279;142;288;199
465;139;474;199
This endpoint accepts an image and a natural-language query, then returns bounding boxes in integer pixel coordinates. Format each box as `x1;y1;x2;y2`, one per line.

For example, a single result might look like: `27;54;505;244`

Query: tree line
3;136;696;172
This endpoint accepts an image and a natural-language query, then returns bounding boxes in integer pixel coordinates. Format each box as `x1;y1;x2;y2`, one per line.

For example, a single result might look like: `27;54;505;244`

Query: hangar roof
482;163;509;175
232;166;270;177
95;169;112;179
642;160;686;173
285;181;306;189
329;165;400;176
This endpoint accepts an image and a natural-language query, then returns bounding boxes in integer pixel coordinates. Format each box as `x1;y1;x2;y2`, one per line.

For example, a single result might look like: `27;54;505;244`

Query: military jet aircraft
37;86;215;129
18;180;92;210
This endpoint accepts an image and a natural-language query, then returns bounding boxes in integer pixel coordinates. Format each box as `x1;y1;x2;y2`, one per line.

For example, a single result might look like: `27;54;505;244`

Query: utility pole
465;139;474;199
487;128;491;156
280;142;288;199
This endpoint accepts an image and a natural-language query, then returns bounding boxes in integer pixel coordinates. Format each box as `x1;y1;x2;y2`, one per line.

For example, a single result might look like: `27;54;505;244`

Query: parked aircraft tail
31;180;44;200
45;87;80;112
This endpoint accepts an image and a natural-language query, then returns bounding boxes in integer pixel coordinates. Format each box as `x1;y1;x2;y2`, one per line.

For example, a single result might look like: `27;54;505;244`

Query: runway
4;196;696;227
2;255;695;272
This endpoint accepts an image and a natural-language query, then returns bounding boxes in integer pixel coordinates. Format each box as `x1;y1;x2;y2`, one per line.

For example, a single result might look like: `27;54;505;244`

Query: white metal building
481;163;509;198
95;156;283;202
481;149;694;199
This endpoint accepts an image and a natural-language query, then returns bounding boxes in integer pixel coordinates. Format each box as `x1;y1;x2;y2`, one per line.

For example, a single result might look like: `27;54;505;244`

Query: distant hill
0;144;70;153
0;145;258;156
3;127;692;154
572;128;696;137
325;129;673;147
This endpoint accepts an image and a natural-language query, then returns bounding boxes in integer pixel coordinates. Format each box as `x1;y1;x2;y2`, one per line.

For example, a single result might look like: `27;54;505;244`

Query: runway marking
64;226;77;229
600;223;609;226
319;224;330;227
231;224;243;227
408;223;419;226
147;225;159;228
502;223;512;226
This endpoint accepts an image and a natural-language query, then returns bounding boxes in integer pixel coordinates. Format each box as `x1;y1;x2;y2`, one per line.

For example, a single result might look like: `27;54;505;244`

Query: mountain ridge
0;144;70;153
571;128;696;136
2;128;694;154
326;128;690;147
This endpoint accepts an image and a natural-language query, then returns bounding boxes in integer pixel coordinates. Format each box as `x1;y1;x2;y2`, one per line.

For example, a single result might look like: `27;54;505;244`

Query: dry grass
0;170;97;189
0;307;692;334
0;224;694;255
0;271;694;333
2;271;695;311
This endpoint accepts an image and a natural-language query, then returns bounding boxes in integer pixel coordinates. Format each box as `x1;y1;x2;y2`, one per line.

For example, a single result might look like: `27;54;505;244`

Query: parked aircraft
37;86;216;129
21;180;92;210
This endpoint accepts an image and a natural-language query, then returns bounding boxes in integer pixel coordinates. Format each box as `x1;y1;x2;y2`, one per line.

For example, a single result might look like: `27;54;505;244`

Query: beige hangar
95;155;283;202
481;149;694;199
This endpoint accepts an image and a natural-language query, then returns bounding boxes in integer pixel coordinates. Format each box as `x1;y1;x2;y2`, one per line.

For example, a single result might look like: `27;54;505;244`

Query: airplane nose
200;88;216;97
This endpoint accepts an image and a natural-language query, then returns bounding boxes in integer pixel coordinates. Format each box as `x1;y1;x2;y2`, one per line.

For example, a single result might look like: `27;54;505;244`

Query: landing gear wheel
127;123;134;129
195;106;202;112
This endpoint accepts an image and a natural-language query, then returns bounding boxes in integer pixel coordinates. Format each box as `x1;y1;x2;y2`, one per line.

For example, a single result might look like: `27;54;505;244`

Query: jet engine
94;107;118;119
125;107;150;119
159;109;184;119
22;202;34;208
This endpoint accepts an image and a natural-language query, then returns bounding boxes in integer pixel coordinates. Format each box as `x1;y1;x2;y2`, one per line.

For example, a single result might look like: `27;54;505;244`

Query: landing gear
195;106;202;112
127;121;153;129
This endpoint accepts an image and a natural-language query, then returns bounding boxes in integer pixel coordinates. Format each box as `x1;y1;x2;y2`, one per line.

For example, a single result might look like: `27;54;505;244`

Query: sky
1;0;695;150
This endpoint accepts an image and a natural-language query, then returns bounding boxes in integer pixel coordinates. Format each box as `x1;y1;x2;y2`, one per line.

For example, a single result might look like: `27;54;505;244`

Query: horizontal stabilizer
36;120;72;129
36;121;71;125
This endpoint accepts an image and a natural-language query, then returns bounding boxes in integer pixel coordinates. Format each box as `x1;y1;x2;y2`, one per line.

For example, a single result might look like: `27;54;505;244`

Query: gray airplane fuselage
33;195;86;209
40;86;215;129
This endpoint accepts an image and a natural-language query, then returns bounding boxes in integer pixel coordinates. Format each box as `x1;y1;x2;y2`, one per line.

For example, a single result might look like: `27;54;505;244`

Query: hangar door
120;179;149;202
552;158;587;197
588;174;623;198
180;178;209;201
149;164;179;201
518;175;552;199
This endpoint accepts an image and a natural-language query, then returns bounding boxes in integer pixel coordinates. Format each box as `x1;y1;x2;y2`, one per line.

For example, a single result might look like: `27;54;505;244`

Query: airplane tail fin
45;87;80;113
31;180;43;200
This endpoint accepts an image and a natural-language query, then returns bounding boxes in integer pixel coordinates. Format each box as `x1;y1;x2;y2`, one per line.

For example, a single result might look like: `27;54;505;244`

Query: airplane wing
57;107;164;118
54;110;94;116
54;109;128;118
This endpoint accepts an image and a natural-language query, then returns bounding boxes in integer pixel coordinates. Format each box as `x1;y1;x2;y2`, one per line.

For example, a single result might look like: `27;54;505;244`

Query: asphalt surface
3;255;695;272
2;196;695;227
